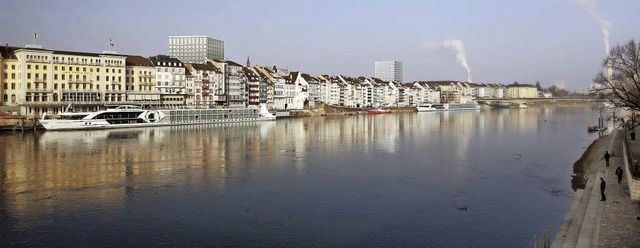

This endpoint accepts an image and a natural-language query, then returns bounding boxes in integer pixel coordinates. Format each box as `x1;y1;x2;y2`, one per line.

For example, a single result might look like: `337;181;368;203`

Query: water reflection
0;105;601;247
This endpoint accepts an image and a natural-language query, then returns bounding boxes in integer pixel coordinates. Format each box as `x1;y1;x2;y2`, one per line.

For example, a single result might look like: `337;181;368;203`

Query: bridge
477;96;604;107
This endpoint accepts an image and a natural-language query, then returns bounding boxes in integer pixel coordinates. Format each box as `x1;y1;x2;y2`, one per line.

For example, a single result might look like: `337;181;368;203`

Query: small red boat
368;108;392;115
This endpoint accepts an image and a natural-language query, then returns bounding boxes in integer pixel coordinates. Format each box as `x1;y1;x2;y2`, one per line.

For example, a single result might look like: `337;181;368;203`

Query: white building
169;35;224;63
374;60;403;82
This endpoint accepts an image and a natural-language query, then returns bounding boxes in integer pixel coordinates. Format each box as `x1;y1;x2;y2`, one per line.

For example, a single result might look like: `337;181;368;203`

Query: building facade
1;45;127;116
374;60;403;82
169;36;224;63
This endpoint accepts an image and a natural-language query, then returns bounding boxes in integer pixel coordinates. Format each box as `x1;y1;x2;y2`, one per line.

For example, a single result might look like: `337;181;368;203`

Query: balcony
105;89;124;93
26;58;51;63
126;90;162;95
33;78;46;83
61;89;101;93
26;88;53;93
110;81;121;84
68;79;94;84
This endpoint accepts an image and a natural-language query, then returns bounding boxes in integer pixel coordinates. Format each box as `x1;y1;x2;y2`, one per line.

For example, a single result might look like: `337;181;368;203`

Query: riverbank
552;127;640;247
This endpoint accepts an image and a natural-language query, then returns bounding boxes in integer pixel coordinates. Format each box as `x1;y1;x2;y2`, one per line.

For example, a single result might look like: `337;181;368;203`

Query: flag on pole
109;38;114;47
34;32;38;40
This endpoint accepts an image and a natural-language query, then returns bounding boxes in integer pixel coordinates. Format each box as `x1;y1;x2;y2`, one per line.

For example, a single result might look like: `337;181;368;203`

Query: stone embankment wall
622;134;640;200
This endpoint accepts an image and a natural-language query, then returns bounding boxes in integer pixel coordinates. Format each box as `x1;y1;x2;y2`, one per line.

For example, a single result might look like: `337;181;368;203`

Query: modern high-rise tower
168;35;224;63
374;60;403;82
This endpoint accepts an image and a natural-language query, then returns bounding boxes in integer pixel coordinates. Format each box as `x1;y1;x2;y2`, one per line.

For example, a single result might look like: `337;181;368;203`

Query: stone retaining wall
622;132;640;201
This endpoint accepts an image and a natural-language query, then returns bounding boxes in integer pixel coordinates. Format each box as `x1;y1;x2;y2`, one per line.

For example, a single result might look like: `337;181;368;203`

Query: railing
60;89;101;93
105;89;124;93
26;88;53;93
68;79;94;84
33;78;46;83
126;90;162;95
26;58;50;63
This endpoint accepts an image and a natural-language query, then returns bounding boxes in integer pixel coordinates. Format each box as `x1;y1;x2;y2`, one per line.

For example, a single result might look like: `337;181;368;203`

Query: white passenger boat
417;103;480;112
39;105;276;131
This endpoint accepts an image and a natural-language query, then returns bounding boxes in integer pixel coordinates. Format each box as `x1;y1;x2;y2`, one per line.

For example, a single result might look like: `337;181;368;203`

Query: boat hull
40;106;276;131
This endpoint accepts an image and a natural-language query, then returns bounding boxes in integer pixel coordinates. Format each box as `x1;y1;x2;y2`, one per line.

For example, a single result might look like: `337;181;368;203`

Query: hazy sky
1;0;639;89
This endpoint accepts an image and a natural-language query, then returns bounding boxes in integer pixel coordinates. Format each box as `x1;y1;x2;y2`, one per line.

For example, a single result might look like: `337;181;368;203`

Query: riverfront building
506;83;538;98
125;55;160;104
169;36;224;63
0;40;548;119
1;45;127;115
375;60;403;82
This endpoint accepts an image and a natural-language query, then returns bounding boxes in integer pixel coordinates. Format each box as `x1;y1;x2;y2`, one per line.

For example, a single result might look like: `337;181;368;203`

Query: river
0;105;602;247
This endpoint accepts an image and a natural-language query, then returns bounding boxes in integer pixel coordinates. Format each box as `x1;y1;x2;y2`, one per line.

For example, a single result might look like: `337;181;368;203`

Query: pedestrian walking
616;166;624;184
604;151;611;167
600;177;607;201
631;131;636;143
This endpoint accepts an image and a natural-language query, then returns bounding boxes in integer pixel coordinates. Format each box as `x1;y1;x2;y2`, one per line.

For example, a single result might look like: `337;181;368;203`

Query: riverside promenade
552;126;640;248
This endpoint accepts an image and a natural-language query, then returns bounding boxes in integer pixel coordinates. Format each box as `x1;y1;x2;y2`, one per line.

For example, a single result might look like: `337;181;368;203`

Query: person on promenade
616;166;624;184
600;177;607;201
604;151;611;167
635;160;640;177
631;131;636;143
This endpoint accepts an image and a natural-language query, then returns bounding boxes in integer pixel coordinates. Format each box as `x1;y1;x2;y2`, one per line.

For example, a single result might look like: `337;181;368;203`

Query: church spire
246;56;250;68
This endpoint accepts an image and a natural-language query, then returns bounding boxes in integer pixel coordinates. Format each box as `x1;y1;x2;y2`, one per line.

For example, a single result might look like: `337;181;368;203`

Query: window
97;68;100;72
54;66;58;71
83;67;86;72
27;65;31;69
97;76;100;81
11;83;15;89
3;83;6;89
43;65;47;70
2;73;6;79
43;74;47;80
62;74;65;80
11;65;15;69
35;65;39;70
62;66;65;71
54;83;58;90
106;69;110;73
11;73;15;79
54;74;58;80
27;73;31;79
27;83;31;89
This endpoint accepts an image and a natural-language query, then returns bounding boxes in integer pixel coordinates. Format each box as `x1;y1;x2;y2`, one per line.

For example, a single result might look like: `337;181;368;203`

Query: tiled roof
149;55;184;67
190;62;216;71
126;55;154;67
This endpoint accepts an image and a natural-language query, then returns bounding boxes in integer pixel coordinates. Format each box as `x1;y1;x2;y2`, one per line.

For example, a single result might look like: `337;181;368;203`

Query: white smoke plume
420;39;472;83
572;0;611;55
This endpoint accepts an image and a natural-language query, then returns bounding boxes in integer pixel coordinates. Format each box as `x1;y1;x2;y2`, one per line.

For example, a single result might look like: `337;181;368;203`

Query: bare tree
594;39;640;111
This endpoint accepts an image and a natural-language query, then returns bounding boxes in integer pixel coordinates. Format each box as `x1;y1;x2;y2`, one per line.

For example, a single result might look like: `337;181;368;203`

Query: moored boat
417;103;480;112
39;105;276;131
368;108;392;115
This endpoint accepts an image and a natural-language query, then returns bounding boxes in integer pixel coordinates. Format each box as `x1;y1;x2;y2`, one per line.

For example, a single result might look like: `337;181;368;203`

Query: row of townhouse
0;44;540;117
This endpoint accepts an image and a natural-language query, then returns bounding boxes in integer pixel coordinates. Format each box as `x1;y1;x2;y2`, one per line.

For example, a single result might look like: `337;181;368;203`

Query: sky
1;0;639;90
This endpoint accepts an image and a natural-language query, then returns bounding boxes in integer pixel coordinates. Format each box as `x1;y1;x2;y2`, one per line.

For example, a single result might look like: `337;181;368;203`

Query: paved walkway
597;127;640;248
552;126;640;248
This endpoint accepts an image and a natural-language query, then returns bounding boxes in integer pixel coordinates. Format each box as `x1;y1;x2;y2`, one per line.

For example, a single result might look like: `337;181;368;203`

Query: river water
0;105;602;247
